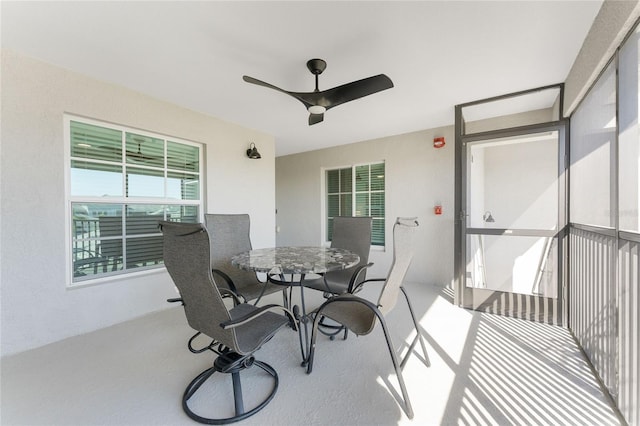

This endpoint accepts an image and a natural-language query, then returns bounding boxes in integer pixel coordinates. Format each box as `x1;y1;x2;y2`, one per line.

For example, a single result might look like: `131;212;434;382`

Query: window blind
326;162;385;246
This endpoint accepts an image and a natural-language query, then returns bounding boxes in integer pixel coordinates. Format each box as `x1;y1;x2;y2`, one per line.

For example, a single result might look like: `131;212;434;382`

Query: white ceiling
1;1;602;156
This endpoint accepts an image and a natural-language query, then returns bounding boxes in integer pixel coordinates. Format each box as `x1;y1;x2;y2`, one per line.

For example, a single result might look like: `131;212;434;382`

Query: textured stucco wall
276;126;456;288
0;49;276;356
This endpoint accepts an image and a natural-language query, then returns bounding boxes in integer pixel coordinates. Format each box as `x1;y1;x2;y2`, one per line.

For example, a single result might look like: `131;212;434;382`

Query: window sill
322;241;386;252
67;266;167;290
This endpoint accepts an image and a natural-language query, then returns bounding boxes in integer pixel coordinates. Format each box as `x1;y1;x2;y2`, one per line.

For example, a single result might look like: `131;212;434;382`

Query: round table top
231;246;360;275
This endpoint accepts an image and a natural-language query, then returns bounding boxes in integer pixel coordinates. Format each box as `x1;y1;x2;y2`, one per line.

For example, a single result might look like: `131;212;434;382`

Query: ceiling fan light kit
307;105;326;114
243;58;393;125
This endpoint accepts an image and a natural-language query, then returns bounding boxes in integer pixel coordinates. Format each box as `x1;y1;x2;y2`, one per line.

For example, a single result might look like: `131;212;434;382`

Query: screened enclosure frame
566;18;640;424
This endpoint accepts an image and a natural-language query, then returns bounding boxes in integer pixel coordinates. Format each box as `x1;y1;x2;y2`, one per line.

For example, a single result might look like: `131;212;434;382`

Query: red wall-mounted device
433;137;445;148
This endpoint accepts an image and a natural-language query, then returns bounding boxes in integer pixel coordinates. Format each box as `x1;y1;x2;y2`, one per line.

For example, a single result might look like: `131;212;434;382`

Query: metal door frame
454;84;569;325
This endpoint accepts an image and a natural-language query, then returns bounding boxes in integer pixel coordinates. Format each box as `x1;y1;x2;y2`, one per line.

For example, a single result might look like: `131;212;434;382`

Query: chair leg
400;287;430;368
377;314;414;419
308;297;415;419
231;371;244;416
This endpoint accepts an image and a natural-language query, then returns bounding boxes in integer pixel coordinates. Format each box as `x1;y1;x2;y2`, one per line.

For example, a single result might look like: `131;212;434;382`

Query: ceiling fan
128;139;159;162
243;58;394;125
93;137;162;163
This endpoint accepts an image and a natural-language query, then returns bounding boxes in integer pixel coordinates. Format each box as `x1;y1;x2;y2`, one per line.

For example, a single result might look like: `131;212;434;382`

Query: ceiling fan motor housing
306;58;327;75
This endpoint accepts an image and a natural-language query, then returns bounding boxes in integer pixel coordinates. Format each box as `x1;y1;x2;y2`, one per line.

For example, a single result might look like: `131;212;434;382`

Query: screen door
458;123;567;323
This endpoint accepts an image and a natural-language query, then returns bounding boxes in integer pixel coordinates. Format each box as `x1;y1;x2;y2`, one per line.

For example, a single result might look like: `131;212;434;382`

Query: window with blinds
67;117;203;285
326;162;385;246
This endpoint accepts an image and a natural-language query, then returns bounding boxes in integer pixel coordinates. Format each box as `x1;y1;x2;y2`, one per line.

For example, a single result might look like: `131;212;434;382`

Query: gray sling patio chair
205;214;285;305
305;217;429;419
304;216;373;295
160;221;295;425
303;216;373;339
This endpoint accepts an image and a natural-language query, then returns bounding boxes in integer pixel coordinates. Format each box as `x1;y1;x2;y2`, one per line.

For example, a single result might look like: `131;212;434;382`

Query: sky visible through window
71;169;185;199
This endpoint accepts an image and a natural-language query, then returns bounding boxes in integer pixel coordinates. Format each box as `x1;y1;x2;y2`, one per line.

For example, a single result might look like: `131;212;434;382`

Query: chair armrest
346;263;375;293
351;277;386;294
212;269;248;304
220;304;298;331
218;288;243;305
167;289;243;306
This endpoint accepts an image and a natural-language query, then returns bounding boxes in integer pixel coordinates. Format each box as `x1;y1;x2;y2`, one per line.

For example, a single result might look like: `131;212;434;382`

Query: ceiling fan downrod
307;58;326;113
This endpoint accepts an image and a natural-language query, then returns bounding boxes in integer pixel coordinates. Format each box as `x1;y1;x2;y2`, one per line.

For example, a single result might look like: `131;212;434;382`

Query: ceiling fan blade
320;74;393;109
243;75;313;109
242;75;285;92
309;113;324;125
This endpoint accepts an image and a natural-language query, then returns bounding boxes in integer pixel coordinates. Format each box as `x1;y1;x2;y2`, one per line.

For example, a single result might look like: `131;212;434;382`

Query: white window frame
64;115;205;287
321;160;386;250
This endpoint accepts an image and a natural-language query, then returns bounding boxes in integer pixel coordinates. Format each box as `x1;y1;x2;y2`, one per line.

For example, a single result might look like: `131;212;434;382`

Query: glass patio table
231;246;359;365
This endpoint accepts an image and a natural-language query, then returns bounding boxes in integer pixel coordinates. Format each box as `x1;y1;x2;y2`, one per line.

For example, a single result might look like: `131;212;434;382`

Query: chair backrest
204;214;256;285
377;218;419;316
160;221;239;350
329;216;373;283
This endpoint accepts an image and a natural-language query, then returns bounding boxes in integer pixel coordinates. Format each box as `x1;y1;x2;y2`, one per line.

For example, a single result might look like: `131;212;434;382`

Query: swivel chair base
182;352;278;425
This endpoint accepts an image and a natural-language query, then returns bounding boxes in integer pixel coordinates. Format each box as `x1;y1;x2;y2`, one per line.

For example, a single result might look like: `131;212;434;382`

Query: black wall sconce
246;142;261;159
